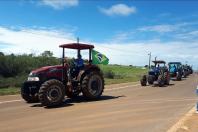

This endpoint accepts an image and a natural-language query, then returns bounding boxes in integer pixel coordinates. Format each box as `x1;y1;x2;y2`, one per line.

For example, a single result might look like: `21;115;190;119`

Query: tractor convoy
21;42;194;107
140;60;193;87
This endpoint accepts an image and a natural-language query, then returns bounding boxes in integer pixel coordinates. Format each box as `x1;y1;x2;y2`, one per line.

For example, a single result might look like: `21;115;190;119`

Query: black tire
176;73;182;81
21;85;39;103
164;72;170;85
39;79;65;107
158;75;165;87
81;71;104;100
140;75;147;86
148;75;154;85
183;72;187;78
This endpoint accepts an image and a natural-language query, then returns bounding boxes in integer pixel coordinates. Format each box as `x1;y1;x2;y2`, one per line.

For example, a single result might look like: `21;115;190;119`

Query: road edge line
167;106;195;132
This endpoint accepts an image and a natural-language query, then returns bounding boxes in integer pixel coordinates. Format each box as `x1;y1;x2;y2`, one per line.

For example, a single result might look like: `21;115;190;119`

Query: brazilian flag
92;50;109;65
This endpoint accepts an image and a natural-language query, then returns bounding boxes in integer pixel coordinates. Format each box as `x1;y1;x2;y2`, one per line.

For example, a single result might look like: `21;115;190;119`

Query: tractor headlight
28;77;40;81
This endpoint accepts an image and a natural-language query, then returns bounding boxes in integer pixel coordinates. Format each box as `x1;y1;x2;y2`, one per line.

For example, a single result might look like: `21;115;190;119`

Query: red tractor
21;43;104;107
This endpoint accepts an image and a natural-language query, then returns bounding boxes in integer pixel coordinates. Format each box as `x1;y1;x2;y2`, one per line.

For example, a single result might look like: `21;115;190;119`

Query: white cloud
99;4;136;16
41;0;79;9
138;22;197;33
0;27;76;57
138;24;177;33
0;26;197;68
94;41;198;67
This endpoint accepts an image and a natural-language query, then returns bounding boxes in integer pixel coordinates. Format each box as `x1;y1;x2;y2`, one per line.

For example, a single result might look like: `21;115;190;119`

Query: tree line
0;51;60;78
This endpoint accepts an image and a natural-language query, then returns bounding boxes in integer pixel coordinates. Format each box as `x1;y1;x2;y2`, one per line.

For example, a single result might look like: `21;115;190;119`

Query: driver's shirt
75;58;84;67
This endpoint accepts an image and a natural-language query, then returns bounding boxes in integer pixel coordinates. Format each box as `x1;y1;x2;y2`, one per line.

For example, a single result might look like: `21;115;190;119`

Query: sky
0;0;198;69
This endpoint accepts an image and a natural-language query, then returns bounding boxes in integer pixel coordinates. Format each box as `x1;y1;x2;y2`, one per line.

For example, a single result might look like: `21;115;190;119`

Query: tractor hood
31;65;63;74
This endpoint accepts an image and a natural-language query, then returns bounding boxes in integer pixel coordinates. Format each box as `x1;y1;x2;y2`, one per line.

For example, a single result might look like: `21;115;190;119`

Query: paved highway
0;74;197;132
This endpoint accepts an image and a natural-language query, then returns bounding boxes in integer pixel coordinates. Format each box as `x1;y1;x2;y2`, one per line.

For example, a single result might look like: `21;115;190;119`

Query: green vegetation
0;52;147;95
100;65;148;85
0;87;20;95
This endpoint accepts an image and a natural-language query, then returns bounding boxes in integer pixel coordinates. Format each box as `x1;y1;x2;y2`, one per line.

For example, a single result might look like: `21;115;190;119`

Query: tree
41;51;53;57
0;52;4;56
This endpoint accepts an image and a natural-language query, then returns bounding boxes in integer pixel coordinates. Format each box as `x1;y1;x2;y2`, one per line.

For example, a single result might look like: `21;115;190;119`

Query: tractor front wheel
140;75;147;86
21;85;39;103
39;79;65;107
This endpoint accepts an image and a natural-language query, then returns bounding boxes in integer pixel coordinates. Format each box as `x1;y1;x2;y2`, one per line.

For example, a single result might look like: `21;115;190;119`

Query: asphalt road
0;74;197;132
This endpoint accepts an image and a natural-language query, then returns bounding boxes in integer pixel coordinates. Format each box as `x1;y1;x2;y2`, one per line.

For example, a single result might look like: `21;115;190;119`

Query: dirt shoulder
176;108;198;132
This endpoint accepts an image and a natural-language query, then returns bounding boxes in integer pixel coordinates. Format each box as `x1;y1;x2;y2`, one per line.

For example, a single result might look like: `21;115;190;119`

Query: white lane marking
105;84;140;91
0;84;141;105
167;106;195;132
0;99;22;104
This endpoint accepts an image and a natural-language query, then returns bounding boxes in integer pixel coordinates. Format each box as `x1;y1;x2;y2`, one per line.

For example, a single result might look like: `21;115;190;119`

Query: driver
69;54;84;79
75;54;84;69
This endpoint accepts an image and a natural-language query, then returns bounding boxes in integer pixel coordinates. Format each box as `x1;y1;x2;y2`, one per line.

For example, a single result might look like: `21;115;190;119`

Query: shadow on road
171;78;187;81
31;103;74;109
66;95;125;104
30;95;125;109
152;83;175;87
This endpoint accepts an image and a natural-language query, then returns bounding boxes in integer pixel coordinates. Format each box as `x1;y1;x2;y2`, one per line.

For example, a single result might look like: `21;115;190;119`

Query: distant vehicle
182;64;193;77
21;43;104;107
140;60;170;87
168;62;182;81
187;65;193;74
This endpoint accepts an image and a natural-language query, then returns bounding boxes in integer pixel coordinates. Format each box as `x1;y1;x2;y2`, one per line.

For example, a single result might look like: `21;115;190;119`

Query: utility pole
77;37;80;58
155;56;157;61
148;52;151;69
77;37;79;43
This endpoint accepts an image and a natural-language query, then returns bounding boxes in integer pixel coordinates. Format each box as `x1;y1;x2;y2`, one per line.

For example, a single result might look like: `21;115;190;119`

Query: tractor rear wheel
21;85;39;103
140;75;147;86
164;72;170;85
158;75;165;87
39;79;65;107
81;71;104;100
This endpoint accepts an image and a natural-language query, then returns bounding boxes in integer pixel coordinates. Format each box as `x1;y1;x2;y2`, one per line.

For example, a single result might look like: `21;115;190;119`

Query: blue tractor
168;62;182;81
140;60;170;87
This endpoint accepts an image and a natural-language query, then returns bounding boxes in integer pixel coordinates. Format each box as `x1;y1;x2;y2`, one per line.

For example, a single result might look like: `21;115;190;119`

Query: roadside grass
100;65;148;85
0;87;20;96
0;65;147;95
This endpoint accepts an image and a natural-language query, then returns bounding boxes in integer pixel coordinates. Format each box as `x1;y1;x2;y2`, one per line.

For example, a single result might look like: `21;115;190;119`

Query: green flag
92;50;109;65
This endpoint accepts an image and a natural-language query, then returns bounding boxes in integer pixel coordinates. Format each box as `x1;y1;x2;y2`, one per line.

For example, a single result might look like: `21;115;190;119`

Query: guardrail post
196;86;198;113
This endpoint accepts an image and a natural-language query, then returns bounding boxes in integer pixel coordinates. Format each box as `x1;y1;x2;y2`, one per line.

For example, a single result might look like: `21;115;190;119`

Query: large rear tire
21;85;39;103
81;71;104;100
158;75;165;87
39;79;65;107
148;75;154;85
140;75;147;86
164;72;170;85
